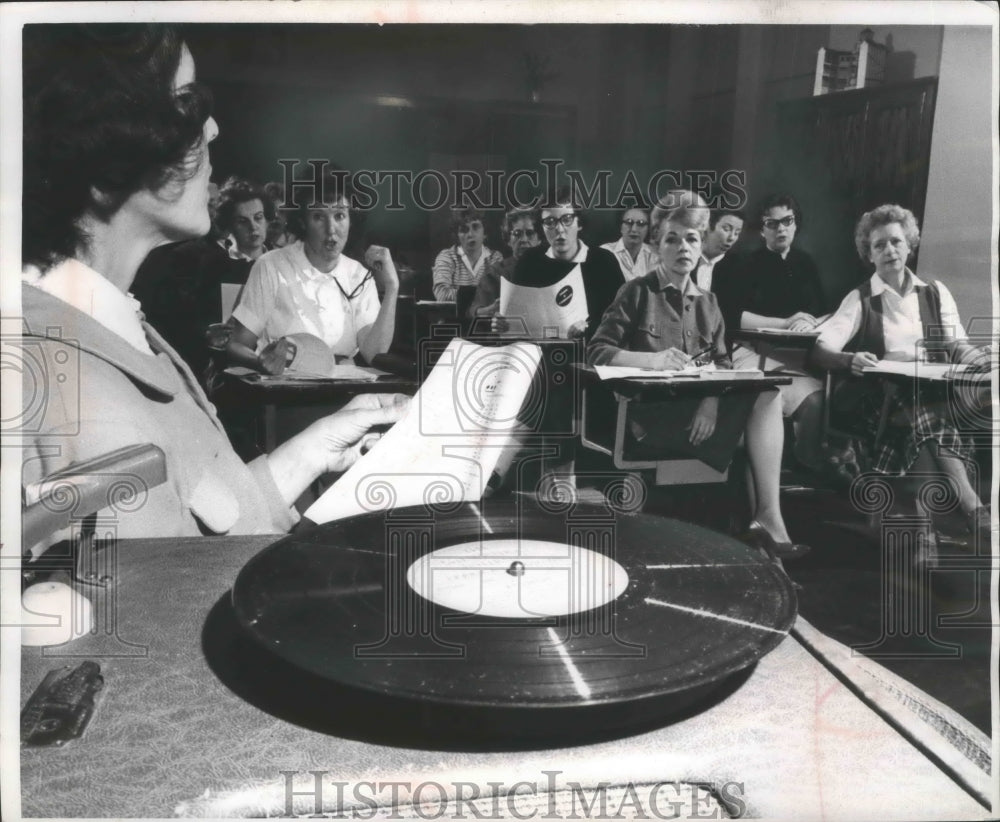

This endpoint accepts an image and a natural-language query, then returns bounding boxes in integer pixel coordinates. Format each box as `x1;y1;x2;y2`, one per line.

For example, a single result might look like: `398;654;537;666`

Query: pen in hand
689;345;714;365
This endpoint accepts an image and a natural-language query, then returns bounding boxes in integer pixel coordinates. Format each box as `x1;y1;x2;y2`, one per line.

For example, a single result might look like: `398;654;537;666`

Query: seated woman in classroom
811;203;992;539
225;168;399;375
20;24;406;550
713;193;828;471
432;206;503;302
487;188;624;498
600;205;659;282
466;206;541;323
587;194;809;559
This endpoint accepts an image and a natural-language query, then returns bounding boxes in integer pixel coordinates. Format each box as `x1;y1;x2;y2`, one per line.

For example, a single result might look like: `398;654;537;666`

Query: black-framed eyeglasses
334;268;374;301
511;228;537;239
763;216;795;230
541;214;577;229
622;218;648;228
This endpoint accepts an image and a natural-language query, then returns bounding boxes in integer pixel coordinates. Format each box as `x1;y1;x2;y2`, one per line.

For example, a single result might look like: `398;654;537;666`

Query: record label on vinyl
406;539;629;618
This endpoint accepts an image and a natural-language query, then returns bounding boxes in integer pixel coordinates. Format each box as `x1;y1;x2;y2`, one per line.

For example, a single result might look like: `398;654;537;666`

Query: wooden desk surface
577;365;792;401
221;371;418;404
731;329;820;348
16;532;988;819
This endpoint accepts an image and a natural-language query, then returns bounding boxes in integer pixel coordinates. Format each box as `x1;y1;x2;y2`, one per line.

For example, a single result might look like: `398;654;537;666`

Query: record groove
232;499;797;730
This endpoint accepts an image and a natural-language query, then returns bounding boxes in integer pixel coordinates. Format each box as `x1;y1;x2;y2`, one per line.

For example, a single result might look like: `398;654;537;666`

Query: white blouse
817;270;966;361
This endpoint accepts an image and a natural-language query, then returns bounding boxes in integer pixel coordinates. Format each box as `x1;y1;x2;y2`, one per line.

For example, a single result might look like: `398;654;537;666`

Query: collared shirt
218;235;267;263
817;270;966;361
695;252;726;293
546;239;590;264
600;239;659;281
432;245;503;302
22;258;154;355
587;269;731;367
232;240;380;358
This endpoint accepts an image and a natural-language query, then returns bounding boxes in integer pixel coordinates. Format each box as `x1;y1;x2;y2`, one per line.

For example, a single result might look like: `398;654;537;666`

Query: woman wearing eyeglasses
601;206;659;281
466;206;541;322
226;168;399;375
715;192;828;470
503;188;624;341
588;194;808;559
727;193;826;334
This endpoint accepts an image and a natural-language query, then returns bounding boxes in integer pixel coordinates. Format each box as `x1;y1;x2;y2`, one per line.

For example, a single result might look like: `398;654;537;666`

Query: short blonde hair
650;190;709;239
854;204;920;262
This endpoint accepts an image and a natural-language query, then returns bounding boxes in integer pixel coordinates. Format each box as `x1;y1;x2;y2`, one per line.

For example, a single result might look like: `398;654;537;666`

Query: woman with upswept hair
812;203;991;539
588;193;808;559
20;24;405;552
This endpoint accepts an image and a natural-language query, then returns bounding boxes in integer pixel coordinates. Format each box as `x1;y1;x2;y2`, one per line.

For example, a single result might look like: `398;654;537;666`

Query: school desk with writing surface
218;368;418;453
578;367;792;486
17;527;992;819
730;328;820;371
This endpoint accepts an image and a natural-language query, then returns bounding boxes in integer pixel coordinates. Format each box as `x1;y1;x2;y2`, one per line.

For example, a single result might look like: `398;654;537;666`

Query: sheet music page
593;363;717;380
499;264;588;339
862;361;962;380
304;338;542;523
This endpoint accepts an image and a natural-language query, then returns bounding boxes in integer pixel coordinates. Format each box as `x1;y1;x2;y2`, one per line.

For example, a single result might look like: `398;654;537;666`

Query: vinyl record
232;499;796;741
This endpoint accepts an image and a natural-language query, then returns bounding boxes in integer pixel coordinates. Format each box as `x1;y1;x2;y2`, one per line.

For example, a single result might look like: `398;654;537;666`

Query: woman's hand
259;338;296;375
648;347;692;371
364;245;400;294
688;396;718;445
476;299;500;318
491;315;511;334
850;351;879;376
785;312;818;331
312;393;410;475
566;319;589;339
265;394;410;507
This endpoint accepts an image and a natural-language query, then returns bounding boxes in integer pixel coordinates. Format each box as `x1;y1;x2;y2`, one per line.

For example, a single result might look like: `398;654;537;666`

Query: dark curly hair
755;193;802;231
22;24;213;269
448;206;486;241
216;177;276;234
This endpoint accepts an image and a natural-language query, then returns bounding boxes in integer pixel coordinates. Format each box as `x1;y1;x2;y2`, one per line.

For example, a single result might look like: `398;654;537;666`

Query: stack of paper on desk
224;365;388;382
862;361;987;380
305;338;541;524
593;364;764;380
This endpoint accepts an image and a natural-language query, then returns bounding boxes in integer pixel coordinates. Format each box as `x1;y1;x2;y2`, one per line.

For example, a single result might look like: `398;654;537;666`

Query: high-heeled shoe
740;521;811;560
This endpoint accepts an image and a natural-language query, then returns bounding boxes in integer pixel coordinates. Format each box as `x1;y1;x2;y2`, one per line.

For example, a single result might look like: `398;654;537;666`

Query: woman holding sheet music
20;24;406;550
812;204;990;538
588;195;808;559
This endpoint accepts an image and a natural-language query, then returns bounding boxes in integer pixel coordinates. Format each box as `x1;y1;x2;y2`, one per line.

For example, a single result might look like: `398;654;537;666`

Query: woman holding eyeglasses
601;206;659;281
226;169;399;375
467;207;541;321
588;194;809;559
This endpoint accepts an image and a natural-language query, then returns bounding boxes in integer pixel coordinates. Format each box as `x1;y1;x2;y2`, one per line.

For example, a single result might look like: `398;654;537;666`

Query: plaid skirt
832;378;976;476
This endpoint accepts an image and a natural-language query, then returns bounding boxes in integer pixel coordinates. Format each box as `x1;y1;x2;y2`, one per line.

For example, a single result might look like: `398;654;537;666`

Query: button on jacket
587;268;731;368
